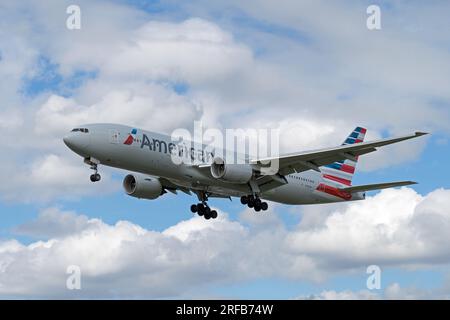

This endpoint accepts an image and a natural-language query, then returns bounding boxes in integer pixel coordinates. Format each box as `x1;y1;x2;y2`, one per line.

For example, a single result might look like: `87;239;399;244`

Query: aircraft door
109;130;120;144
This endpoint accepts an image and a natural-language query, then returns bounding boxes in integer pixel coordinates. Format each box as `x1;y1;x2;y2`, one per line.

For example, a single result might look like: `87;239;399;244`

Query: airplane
63;124;428;220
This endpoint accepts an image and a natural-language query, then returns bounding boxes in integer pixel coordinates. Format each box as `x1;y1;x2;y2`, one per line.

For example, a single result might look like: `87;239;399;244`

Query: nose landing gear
90;172;101;182
85;157;101;182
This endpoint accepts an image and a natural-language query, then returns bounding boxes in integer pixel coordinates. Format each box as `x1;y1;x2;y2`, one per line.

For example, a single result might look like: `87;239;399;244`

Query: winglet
415;131;430;137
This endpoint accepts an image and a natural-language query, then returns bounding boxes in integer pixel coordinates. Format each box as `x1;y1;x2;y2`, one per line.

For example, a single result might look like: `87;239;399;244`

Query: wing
159;177;193;195
159;177;234;199
251;132;428;176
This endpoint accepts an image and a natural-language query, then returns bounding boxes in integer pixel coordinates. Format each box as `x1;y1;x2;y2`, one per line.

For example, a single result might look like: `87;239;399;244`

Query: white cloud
0;209;254;298
14;207;93;239
289;188;450;269
0;110;24;130
34;85;201;139
2;188;450;298
1;0;447;203
0;0;449;298
0;205;317;298
102;18;253;84
178;0;450;137
220;115;429;171
384;282;431;300
300;289;379;300
299;279;450;300
0;154;118;202
298;283;436;300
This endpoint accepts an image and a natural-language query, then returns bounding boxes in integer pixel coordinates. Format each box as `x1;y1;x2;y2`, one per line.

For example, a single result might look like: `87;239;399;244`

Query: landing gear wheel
199;204;214;220
190;204;198;213
90;173;101;182
261;202;268;211
253;198;262;211
248;198;255;208
240;196;248;205
197;203;205;216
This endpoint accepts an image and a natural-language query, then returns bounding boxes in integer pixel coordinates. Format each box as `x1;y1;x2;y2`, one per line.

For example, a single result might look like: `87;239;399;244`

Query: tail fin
321;127;367;186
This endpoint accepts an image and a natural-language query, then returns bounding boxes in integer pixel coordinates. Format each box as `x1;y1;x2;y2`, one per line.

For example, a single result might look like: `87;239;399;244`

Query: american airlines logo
123;128;138;145
138;133;215;164
123;129;214;162
121;122;281;171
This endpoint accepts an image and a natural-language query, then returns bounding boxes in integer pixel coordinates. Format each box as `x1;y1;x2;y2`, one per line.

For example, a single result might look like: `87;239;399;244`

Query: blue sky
0;0;450;299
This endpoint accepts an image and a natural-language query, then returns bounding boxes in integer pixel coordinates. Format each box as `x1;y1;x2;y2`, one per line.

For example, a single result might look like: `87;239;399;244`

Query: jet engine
123;174;163;200
210;157;253;184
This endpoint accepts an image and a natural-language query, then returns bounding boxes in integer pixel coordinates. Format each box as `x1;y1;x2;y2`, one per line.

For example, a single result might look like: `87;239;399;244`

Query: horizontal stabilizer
339;181;417;193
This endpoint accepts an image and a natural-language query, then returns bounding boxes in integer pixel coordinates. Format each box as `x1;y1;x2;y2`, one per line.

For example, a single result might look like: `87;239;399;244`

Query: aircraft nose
63;132;90;154
63;134;72;147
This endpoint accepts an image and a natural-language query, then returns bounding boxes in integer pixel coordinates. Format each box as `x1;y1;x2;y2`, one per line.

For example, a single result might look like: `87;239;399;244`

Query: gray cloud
14;207;92;239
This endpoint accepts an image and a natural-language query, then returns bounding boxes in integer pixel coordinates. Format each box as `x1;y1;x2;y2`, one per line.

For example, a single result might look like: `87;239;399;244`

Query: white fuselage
63;124;365;205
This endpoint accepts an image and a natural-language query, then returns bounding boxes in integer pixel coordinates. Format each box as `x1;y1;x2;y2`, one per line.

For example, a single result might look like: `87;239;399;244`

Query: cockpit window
71;128;89;133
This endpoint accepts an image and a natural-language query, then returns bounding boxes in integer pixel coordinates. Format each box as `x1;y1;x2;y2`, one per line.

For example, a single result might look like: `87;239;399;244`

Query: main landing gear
190;192;218;220
240;195;268;212
85;157;101;182
190;202;218;220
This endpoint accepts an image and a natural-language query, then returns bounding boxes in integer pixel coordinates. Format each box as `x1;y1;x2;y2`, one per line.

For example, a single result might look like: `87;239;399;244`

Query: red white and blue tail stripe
320;127;366;186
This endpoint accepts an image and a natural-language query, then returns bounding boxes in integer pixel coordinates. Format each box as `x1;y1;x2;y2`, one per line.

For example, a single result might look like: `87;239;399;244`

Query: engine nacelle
210;157;253;184
123;174;163;200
